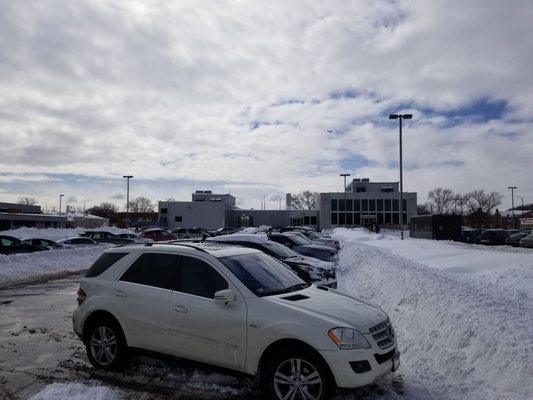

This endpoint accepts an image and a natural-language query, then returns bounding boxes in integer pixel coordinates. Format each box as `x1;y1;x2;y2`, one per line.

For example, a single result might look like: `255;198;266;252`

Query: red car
139;228;177;242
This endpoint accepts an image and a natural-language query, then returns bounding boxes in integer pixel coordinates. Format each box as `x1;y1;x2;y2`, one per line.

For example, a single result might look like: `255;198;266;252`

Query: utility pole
59;194;64;215
123;175;133;228
340;173;350;226
508;186;517;229
388;113;413;240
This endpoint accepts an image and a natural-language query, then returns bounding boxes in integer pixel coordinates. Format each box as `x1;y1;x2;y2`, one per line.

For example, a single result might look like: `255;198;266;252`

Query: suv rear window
86;252;129;277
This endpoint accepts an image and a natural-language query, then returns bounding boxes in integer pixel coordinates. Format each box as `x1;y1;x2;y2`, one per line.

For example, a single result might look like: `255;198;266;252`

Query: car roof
109;242;261;258
209;233;269;244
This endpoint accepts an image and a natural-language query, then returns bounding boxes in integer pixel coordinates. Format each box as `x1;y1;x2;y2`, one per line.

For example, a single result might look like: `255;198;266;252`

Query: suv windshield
286;234;311;245
262;242;301;259
219;252;309;296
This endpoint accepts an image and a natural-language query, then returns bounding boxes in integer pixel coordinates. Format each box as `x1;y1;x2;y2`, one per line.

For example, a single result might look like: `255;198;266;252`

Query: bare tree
128;196;154;213
417;204;431;215
463;190;503;214
291;191;318;210
426;188;458;214
18;197;38;205
86;202;119;223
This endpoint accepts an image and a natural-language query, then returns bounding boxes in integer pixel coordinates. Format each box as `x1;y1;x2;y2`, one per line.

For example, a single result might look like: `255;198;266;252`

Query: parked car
505;230;532;247
208;234;336;286
84;231;135;245
0;235;46;255
458;229;483;244
22;238;73;250
478;229;509;245
58;237;98;246
116;233;153;244
294;230;341;250
268;232;338;262
139;228;177;242
73;243;399;400
210;227;239;236
519;233;533;248
171;227;210;239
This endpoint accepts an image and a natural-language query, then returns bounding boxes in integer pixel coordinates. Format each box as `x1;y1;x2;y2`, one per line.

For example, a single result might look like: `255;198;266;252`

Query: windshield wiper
260;283;311;297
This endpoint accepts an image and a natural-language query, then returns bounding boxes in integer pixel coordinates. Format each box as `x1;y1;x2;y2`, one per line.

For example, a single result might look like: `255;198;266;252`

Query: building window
353;199;360;211
174;216;182;222
385;199;391;211
354;213;360;225
331;213;338;225
362;199;368;212
369;199;375;212
356;186;366;193
331;199;338;211
346;199;353;211
339;213;345;225
310;216;317;225
346;213;353;225
393;199;399;211
304;216;310;225
377;214;384;224
381;186;394;192
385;213;391;224
338;199;345;212
393;213;399;224
402;199;407;211
377;199;383;212
160;208;168;214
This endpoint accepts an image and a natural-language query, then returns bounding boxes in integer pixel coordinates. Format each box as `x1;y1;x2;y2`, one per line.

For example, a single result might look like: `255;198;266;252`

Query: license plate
392;351;400;372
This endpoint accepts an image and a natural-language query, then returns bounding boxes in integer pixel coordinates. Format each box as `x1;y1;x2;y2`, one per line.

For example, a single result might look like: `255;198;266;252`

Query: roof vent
362;178;370;182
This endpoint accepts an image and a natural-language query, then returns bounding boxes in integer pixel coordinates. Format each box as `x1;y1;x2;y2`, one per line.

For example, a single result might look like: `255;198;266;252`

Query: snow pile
333;228;532;400
0;245;110;287
30;382;121;400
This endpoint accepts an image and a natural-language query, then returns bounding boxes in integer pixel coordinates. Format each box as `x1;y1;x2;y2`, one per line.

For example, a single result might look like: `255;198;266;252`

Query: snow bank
30;382;121;400
0;245;109;287
333;228;532;400
3;226;136;241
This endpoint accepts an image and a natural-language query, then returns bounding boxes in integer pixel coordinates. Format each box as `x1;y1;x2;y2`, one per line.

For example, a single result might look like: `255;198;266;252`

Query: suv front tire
84;316;129;370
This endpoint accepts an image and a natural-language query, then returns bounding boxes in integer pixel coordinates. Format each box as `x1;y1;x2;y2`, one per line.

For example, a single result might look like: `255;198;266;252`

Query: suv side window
178;256;228;298
86;252;129;277
121;253;178;290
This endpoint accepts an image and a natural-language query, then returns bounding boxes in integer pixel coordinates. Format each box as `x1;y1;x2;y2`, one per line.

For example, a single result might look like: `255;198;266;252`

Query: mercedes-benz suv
73;242;399;399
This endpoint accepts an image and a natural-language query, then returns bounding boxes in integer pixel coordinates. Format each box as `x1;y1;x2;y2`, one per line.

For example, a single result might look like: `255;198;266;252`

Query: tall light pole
389;113;413;240
340;173;350;226
123;175;133;228
508;186;517;228
59;194;64;215
83;199;90;228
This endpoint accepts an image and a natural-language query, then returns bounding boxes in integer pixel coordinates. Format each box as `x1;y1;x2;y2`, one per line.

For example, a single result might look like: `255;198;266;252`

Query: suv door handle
115;290;127;298
173;305;188;313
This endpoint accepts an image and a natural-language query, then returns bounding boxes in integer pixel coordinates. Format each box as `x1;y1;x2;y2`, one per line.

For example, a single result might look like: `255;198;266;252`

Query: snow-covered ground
29;382;121;400
333;228;532;400
0;227;135;287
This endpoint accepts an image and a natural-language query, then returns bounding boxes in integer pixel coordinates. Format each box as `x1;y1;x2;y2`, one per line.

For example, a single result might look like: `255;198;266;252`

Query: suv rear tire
84;316;128;370
264;349;333;400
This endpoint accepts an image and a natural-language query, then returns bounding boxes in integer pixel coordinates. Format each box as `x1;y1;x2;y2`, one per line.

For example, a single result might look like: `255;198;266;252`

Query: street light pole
389;113;413;240
508;186;517;228
340;173;350;227
123;175;133;228
59;194;64;215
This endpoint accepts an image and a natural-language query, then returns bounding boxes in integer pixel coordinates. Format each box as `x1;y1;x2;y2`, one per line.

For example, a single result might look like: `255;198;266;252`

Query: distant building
116;212;159;229
158;179;417;230
317;178;417;229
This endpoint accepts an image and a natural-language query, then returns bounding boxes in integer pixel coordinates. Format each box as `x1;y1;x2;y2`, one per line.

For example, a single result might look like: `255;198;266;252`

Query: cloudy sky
0;0;532;211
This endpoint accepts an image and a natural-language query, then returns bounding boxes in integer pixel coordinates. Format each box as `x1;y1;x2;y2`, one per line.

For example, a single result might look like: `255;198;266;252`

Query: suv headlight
328;328;371;350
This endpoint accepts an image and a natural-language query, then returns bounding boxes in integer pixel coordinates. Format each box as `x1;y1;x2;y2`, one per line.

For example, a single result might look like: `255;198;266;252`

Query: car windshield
287;234;311;245
262;242;301;259
219;252;309;297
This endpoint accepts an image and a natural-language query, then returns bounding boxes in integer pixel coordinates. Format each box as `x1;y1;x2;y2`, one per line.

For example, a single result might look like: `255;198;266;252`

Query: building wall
0;202;41;214
0;213;66;231
318;191;417;229
159;201;228;230
191;192;236;207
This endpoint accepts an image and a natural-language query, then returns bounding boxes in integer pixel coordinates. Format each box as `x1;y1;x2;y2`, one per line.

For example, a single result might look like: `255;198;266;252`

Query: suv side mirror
214;289;235;305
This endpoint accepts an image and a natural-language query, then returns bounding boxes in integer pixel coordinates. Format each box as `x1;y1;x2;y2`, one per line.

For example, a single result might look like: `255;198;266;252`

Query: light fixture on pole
123;175;133;228
340;173;351;226
508;186;517;228
388;113;413;240
59;194;64;215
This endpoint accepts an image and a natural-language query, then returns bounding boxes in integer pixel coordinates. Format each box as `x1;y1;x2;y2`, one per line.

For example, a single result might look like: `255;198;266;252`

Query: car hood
266;286;387;333
294;244;335;253
285;256;334;270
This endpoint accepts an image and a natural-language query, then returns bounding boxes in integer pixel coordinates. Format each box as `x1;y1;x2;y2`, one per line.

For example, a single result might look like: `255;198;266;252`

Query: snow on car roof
209;233;269;244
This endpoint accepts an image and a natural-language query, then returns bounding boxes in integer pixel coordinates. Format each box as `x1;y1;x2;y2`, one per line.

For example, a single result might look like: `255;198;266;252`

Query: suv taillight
77;288;87;306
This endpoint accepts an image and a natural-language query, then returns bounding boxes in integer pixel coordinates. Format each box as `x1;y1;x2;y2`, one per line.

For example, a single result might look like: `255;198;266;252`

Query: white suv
73;243;399;399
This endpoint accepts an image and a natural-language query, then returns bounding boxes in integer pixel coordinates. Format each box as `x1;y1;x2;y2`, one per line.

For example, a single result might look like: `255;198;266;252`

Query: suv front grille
369;319;395;349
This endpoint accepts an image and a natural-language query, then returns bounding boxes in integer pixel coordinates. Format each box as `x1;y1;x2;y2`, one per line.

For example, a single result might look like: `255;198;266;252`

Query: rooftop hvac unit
353;178;361;182
362;178;370;182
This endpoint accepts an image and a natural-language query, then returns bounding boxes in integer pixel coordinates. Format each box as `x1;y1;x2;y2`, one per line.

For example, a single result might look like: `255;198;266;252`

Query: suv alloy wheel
85;316;128;370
